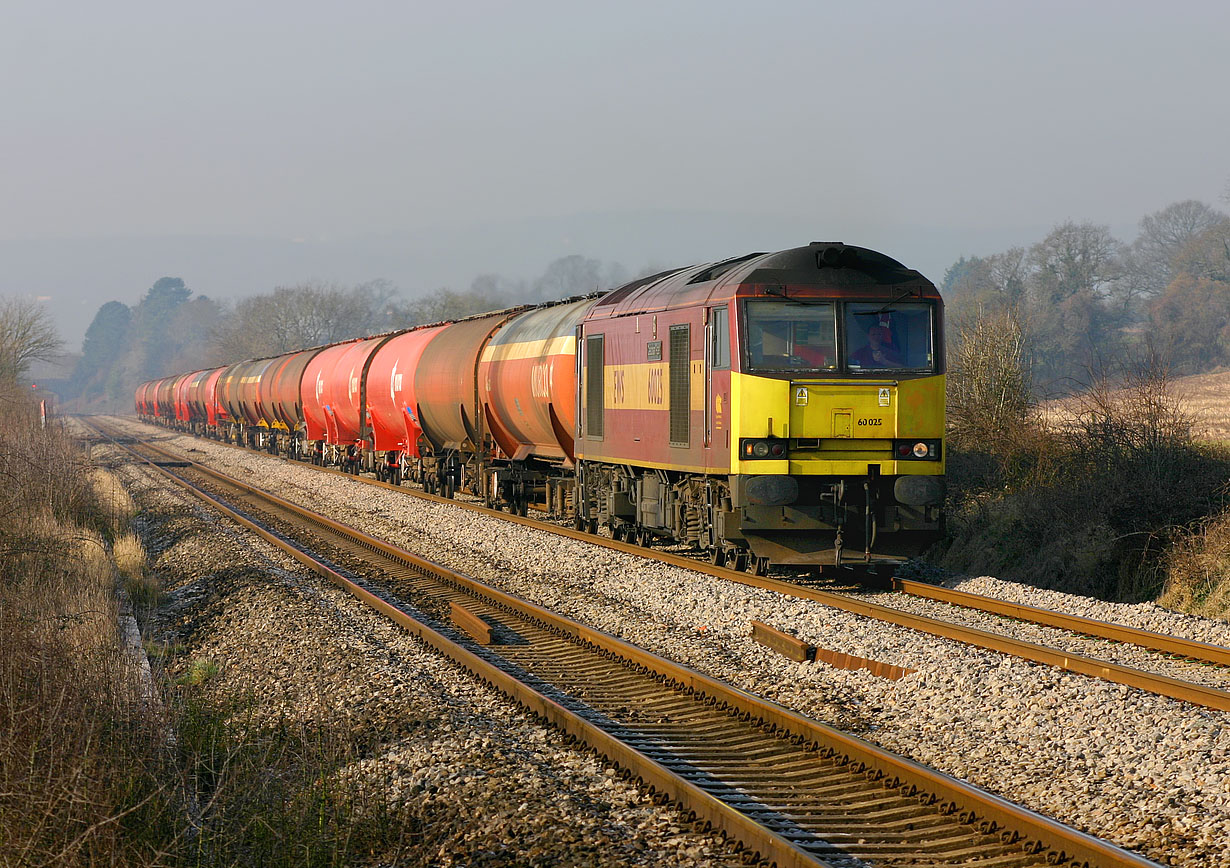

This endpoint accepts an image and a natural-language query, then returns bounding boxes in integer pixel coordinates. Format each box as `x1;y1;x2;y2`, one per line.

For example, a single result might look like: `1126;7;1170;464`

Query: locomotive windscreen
845;302;935;372
744;300;838;372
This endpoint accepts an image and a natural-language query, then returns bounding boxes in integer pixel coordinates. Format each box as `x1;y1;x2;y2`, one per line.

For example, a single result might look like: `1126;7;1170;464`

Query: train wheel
731;551;749;572
748;556;770;576
710;547;726;567
586;519;598;535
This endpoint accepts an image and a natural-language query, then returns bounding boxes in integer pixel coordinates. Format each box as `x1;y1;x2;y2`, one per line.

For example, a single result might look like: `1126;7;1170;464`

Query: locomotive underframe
574;458;941;569
143;411;940;570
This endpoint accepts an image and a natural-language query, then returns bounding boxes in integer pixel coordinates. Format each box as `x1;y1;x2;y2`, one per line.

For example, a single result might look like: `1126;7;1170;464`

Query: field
1170;371;1230;441
1040;369;1230;441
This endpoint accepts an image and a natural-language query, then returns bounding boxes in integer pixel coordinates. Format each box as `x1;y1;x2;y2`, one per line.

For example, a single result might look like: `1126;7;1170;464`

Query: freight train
136;242;945;572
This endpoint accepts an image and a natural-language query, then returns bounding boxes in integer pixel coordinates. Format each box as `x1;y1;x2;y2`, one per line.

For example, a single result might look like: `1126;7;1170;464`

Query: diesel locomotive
137;242;945;572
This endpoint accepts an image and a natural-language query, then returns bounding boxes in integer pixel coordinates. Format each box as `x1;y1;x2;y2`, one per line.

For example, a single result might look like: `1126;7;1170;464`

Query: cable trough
90;418;1161;868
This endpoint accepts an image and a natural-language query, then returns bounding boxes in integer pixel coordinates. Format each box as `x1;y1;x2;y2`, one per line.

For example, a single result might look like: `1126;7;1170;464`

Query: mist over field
1;0;1225;369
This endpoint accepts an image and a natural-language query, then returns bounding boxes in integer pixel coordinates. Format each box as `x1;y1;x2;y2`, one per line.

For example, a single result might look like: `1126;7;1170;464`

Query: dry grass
1042;367;1230;442
0;408;173;868
90;466;138;535
1161;514;1230;619
114;530;158;613
1;396;421;866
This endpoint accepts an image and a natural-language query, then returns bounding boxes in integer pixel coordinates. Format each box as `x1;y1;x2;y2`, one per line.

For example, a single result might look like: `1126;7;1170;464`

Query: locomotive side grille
586;335;604;439
669;325;690;447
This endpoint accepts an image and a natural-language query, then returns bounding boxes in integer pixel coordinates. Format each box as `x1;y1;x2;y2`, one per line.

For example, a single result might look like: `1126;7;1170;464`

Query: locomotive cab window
710;307;730;369
744;300;837;371
845;302;934;372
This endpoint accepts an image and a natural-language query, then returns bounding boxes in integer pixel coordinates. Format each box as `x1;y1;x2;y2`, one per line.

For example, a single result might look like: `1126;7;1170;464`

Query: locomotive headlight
894;439;942;461
752;441;770;458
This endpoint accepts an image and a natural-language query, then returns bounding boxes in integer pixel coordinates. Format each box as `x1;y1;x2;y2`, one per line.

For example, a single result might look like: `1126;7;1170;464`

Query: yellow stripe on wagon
480;335;576;363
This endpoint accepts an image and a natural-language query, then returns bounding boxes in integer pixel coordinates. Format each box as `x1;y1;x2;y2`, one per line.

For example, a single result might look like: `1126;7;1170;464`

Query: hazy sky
2;0;1228;348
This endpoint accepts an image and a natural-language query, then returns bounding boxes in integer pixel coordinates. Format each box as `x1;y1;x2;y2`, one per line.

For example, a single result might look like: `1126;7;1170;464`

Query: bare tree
531;255;626;301
1027;221;1122;305
1118;201;1227;310
1173;217;1230;284
214;281;402;359
1147;274;1230;372
0;297;62;385
947;307;1033;449
1023;222;1125;389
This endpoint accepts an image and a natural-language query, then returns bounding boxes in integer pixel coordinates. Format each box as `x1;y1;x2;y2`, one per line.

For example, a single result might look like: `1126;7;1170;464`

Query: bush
938;344;1230;602
1160;511;1230;619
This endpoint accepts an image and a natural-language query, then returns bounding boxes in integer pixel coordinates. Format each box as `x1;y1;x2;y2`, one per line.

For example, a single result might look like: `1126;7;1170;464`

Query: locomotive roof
585;242;937;320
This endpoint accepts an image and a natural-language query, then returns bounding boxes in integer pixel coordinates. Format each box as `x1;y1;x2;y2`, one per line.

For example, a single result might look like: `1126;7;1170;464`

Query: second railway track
89;416;1163;868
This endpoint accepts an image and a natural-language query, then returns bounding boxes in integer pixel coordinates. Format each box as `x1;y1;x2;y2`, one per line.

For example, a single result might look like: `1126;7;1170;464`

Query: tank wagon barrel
135;241;946;571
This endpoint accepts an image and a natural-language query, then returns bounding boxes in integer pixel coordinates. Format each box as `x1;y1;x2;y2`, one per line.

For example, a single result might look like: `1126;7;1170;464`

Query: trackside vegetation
940;310;1230;616
0;387;421;867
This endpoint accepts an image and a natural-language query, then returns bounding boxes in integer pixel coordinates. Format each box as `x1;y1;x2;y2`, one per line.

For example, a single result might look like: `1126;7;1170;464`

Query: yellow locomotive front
721;244;945;568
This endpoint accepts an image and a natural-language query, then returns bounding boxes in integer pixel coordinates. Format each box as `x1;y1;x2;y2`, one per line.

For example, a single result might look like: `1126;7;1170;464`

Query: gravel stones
110;420;1230;867
103;434;746;867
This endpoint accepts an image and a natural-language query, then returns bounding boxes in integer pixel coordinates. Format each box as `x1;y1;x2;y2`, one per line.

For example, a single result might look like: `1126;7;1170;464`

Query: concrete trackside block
750;620;814;662
750;620;915;679
451;601;493;645
813;646;915;681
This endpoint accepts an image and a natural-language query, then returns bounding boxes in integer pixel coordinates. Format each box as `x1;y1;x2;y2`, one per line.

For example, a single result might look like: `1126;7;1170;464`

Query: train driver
850;324;903;368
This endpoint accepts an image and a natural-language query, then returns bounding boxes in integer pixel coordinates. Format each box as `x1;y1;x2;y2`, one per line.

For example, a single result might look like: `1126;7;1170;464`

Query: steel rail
88;423;827;868
95;418;1164;868
891;578;1230;666
120;417;1230;711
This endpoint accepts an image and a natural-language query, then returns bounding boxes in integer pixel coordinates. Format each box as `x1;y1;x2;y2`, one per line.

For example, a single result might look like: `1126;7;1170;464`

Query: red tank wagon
414;312;519;495
477;297;597;513
366;324;448;483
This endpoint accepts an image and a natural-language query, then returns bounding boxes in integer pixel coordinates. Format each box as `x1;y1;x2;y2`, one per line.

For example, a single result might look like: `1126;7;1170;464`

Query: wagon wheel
710;547;726;567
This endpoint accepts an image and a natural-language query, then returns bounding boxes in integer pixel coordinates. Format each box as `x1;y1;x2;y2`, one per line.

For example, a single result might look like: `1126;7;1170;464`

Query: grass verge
1;400;418;866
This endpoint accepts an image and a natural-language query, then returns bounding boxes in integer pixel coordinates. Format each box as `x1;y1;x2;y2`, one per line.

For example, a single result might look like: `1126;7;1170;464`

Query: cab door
704;306;731;466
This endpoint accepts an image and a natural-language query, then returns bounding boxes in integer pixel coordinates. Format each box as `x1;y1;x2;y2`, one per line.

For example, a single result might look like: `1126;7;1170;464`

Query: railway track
89;416;1161;868
115;416;1230;712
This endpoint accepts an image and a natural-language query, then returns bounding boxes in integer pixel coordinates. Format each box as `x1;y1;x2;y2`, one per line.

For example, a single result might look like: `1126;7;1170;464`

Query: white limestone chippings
114;419;1230;867
101;433;746;867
